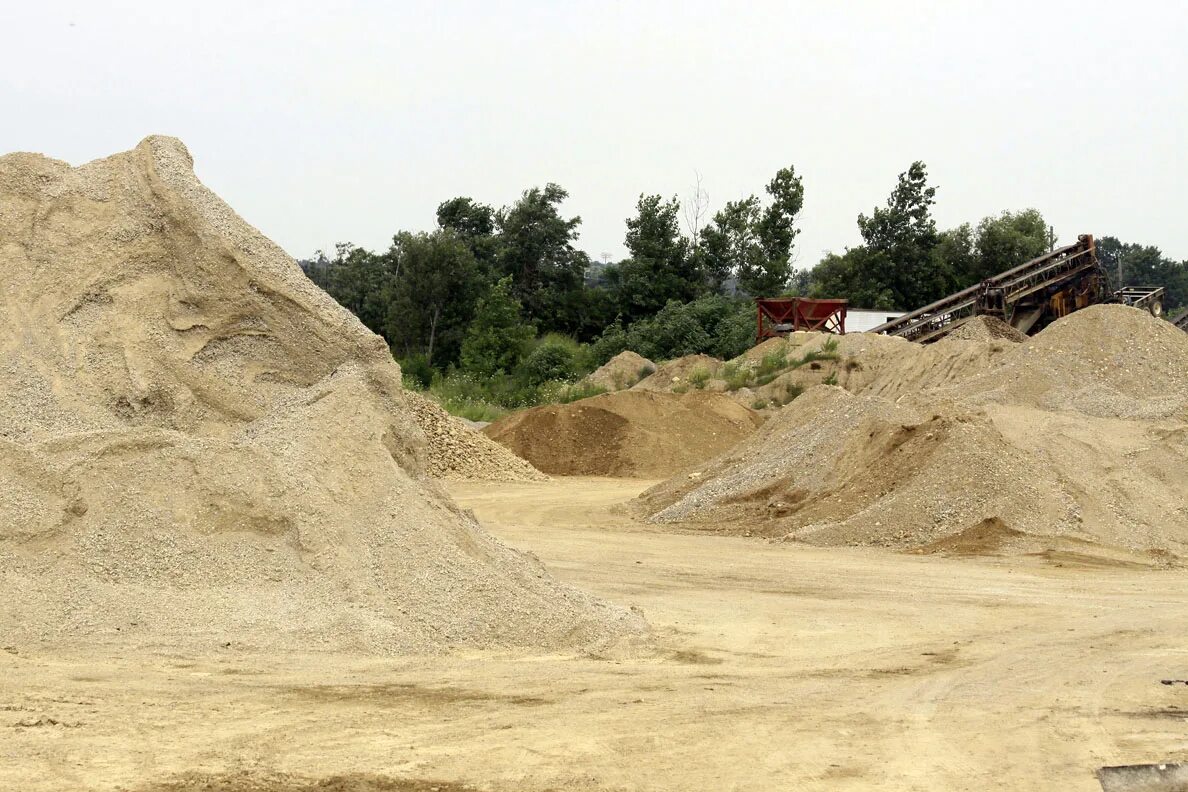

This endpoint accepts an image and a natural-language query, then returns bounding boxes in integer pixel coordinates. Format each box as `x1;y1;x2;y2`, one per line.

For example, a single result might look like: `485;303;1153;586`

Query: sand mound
483;390;763;477
401;391;546;481
0;137;644;653
633;354;722;391
582;350;655;392
636;307;1188;558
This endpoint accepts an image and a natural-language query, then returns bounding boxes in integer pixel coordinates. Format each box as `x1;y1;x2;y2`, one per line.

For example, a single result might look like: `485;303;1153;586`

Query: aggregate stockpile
0;137;643;653
637;308;1188;559
484;390;764;477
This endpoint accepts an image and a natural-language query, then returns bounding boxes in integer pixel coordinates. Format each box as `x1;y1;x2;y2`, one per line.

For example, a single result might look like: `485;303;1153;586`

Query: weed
672;384;689;394
688;367;711;390
751;398;769;410
823;372;839;386
558;381;607;403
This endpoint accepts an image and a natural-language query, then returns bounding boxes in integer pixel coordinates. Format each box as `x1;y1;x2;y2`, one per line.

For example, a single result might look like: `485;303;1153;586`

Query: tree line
302;162;1187;408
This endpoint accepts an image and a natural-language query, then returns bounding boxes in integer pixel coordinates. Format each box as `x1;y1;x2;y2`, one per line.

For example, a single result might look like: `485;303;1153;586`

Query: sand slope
0;137;644;653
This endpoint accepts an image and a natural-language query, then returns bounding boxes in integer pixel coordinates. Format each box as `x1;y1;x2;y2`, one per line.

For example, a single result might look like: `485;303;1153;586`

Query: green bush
559;381;607;403
688;367;711;389
399;353;433;390
751;398;769;410
823;372;839;386
521;337;578;385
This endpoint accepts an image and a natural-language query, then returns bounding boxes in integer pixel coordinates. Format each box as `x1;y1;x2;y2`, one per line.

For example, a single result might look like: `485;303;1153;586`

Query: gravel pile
0;137;645;654
401;391;546;481
636;307;1188;558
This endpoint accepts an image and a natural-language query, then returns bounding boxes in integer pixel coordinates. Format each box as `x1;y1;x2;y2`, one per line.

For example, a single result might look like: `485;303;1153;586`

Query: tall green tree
459;276;536;377
856;161;946;308
698;165;804;296
384;230;482;366
312;243;394;338
614;194;699;322
494;184;589;331
436;197;499;271
1097;236;1188;312
972;209;1050;282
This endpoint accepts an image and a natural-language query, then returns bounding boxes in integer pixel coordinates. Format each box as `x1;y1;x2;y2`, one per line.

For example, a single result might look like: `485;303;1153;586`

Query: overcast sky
4;1;1186;268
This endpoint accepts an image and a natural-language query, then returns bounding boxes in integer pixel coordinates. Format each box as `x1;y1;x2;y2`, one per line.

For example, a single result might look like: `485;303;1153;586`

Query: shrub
559;382;607;403
398;353;433;390
751;398;768;410
672;384;689;394
757;350;789;378
823;372;839;386
521;336;578;385
688;367;710;389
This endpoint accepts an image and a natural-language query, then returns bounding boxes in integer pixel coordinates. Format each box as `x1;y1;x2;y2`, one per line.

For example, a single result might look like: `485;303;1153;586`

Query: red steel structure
756;298;848;341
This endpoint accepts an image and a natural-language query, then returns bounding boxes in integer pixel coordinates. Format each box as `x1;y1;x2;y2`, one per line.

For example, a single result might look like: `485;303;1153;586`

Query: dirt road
3;477;1186;791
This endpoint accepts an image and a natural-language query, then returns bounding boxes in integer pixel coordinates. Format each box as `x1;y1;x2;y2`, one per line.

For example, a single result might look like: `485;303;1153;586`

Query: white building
847;308;904;333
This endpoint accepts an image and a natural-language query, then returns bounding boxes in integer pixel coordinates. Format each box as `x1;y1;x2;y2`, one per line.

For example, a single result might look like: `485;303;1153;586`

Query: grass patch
751;398;768;410
688;367;711;390
558;381;607;403
823;372;839;386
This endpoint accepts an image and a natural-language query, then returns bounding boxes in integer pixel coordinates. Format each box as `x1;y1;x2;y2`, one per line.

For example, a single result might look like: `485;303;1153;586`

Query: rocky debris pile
0;137;645;654
401;391;546;481
483;390;764;477
635;307;1188;560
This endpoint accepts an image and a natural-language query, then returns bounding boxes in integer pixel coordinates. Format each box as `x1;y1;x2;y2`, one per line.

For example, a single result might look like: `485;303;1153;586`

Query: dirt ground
3;477;1187;792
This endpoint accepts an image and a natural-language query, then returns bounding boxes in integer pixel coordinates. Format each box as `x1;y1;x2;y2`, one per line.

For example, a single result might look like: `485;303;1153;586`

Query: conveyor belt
871;235;1110;342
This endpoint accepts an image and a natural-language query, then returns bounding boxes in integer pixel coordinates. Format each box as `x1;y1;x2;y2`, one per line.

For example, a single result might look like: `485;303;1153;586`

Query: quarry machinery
1170;308;1188;333
870;235;1167;343
756;297;847;342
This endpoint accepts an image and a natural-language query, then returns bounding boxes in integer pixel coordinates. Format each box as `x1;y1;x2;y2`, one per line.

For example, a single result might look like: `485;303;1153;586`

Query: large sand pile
483;390;764;477
636;306;1188;559
401;391;546;481
0;137;645;653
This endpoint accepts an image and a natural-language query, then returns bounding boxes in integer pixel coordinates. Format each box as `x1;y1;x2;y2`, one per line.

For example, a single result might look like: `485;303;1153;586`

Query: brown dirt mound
401;391;546;481
483;390;764;477
582;350;655;392
636;307;1188;558
632;354;722;391
0;137;645;654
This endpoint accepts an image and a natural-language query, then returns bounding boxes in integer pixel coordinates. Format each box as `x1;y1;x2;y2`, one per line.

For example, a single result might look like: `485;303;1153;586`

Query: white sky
3;1;1185;267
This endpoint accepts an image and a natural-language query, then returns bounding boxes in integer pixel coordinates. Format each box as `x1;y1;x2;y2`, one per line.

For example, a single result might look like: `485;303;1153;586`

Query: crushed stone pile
401;391;546;481
636;306;1188;560
0;137;645;654
582;350;656;392
483;390;764;477
946;315;1028;343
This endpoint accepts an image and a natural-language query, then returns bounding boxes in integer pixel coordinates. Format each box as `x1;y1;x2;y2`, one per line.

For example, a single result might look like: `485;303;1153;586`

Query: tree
384;230;482;366
494;184;589;331
312;243;394;338
751;166;805;294
699;196;762;292
436;197;499;272
1097;236;1188;312
459;277;536;377
972;209;1049;283
853;161;947;309
614;194;699;322
808;248;898;309
698;165;804;296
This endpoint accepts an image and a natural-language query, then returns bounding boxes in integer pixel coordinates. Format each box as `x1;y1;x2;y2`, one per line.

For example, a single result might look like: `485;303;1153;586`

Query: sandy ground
3;477;1187;791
